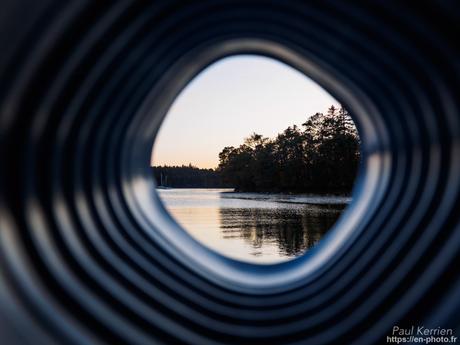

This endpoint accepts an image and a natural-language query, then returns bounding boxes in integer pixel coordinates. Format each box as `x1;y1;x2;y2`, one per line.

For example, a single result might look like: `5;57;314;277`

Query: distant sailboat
157;172;170;189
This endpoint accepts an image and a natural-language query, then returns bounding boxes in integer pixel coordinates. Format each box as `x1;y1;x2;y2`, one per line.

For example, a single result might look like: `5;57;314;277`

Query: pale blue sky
151;55;339;168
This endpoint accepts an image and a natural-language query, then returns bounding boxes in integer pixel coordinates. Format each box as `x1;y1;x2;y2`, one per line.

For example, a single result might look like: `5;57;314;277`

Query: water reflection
219;205;344;257
158;189;348;263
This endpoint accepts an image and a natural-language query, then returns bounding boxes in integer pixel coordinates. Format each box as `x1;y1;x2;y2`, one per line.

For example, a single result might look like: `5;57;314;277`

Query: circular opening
126;39;385;292
151;55;361;264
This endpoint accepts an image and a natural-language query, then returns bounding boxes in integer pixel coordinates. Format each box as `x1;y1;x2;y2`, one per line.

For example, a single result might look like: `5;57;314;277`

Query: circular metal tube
1;1;459;344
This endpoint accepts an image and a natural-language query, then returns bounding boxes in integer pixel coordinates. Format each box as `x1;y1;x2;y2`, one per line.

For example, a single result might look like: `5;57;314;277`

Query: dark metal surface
1;1;459;344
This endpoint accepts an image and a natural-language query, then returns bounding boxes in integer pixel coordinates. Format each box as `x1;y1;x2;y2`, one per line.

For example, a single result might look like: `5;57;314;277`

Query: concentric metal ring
1;1;459;344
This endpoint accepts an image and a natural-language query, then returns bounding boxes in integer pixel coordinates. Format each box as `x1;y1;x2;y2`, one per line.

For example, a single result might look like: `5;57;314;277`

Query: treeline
218;106;360;194
152;164;230;188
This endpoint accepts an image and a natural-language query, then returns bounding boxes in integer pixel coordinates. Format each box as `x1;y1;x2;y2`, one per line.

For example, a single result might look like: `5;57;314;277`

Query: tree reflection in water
158;189;350;262
219;204;345;257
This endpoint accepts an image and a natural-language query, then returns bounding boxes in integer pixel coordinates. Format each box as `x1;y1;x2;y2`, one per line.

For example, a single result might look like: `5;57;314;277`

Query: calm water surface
158;188;350;263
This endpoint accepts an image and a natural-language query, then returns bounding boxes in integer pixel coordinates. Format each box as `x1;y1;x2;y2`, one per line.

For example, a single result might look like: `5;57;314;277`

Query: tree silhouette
153;105;360;194
218;105;360;194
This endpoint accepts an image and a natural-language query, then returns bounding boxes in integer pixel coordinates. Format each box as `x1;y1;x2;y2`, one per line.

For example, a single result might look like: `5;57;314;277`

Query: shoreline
156;187;351;206
156;187;351;198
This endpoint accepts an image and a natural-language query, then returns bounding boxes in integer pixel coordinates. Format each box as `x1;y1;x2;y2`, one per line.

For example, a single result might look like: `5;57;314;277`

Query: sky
151;55;339;169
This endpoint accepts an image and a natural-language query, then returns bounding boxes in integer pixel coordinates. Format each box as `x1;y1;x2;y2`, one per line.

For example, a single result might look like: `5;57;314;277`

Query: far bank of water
157;188;350;264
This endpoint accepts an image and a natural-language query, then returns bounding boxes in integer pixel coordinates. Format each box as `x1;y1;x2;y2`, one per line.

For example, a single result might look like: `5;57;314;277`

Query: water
157;188;350;264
